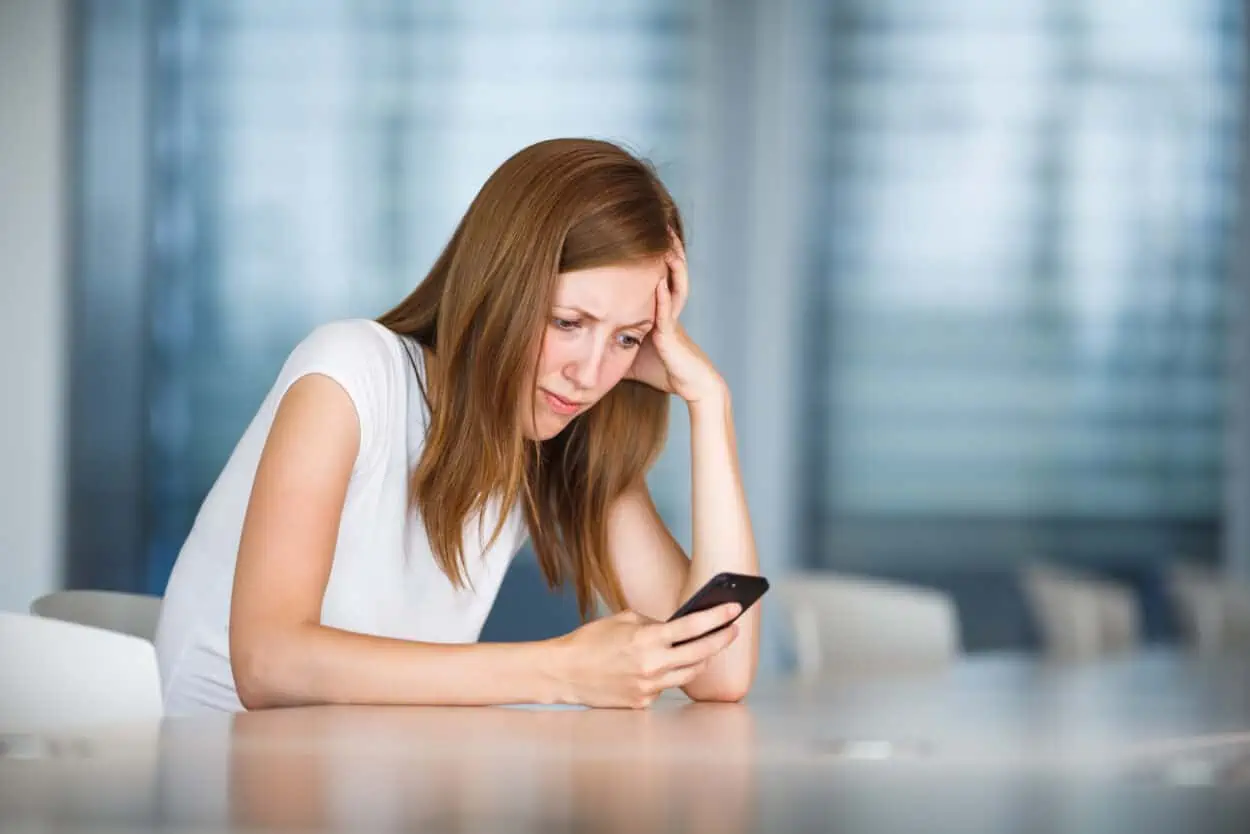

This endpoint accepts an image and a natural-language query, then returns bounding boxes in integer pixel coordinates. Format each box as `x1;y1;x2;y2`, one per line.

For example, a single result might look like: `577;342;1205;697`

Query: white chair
1022;564;1141;661
1168;563;1250;654
773;572;961;679
0;611;162;733
30;589;162;642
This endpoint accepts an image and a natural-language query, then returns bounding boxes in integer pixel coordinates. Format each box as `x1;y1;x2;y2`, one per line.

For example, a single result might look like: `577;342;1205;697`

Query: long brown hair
377;138;683;618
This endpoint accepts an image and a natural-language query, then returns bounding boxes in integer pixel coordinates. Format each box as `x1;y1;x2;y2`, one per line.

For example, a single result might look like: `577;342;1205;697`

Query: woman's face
523;258;666;440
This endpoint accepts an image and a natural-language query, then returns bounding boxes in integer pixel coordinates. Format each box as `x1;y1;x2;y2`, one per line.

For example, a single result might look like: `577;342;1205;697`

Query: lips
541;388;584;416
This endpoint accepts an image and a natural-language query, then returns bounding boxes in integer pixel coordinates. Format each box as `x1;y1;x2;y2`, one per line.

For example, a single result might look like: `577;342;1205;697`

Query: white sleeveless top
154;319;529;714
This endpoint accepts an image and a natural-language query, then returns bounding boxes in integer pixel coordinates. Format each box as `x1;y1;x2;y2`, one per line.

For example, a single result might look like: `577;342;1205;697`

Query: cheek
602;349;637;387
535;332;568;380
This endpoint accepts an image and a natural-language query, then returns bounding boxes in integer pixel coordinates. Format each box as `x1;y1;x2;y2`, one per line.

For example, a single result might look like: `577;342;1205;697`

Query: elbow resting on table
232;645;277;711
231;629;306;711
690;686;751;704
684;672;754;704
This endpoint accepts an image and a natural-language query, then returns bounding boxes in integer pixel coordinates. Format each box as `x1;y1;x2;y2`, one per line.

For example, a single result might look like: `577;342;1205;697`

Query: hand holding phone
552;574;767;708
667;572;769;647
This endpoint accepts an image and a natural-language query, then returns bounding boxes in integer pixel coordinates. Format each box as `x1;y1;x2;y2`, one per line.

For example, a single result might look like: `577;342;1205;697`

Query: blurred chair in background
30;589;162;642
1022;564;1141;662
0;611;162;732
773;572;961;680
1168;563;1250;655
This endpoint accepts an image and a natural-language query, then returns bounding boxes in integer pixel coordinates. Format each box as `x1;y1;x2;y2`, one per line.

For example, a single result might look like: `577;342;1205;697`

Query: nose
564;339;606;392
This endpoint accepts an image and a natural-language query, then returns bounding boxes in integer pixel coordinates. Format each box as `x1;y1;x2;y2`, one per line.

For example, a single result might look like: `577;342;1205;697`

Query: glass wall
809;0;1241;570
72;0;1244;650
140;0;697;589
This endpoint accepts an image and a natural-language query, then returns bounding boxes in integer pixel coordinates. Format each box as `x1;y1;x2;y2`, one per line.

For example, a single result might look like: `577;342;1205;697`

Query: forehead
554;260;665;322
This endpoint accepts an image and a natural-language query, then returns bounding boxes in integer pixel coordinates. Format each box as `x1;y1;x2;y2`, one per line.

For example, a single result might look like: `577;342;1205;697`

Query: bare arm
229;373;741;710
607;384;761;703
608;230;763;703
229;374;559;709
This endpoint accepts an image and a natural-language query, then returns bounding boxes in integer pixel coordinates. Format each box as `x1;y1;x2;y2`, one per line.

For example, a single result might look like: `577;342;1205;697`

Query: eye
552;317;580;331
617;333;643;349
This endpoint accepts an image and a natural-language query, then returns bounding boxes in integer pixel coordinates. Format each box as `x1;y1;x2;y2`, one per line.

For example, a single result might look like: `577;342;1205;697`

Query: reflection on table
3;651;1250;833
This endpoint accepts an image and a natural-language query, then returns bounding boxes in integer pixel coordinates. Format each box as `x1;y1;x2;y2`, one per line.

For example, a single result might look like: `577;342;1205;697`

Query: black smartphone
667;572;769;647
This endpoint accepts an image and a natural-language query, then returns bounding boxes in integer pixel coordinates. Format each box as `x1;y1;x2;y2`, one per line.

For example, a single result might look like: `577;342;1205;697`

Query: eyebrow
556;306;654;329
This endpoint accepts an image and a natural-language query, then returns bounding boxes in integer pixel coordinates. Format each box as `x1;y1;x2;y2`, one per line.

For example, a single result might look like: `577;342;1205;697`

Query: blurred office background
3;0;1249;670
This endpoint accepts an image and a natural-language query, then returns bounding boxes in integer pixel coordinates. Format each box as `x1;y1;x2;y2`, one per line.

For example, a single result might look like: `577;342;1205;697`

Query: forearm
685;387;759;590
683;385;761;700
232;623;562;709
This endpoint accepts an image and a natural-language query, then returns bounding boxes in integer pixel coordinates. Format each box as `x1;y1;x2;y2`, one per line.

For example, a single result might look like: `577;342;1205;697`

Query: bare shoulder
269;373;362;464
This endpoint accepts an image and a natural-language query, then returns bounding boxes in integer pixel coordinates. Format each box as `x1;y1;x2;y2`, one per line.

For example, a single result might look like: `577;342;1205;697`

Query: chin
537;419;572;441
534;409;587;441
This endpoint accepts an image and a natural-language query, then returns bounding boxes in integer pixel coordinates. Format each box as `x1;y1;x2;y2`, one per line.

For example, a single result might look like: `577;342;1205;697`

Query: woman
155;138;761;713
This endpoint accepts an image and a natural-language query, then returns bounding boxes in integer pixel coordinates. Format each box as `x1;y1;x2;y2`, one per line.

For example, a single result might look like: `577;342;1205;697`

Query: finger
667;621;740;668
668;226;687;263
658;602;741;646
669;265;689;320
647;658;710;694
654;278;674;332
669;247;688;298
665;242;690;318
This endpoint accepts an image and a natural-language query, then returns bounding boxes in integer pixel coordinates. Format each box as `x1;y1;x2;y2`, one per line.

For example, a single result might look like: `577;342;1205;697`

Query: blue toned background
3;0;1249;671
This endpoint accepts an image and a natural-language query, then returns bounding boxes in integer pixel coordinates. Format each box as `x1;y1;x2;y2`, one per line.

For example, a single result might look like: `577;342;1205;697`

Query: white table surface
3;650;1249;833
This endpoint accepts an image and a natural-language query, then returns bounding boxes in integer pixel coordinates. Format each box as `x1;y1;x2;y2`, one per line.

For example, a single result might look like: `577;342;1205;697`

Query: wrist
532;636;577;706
686;378;731;415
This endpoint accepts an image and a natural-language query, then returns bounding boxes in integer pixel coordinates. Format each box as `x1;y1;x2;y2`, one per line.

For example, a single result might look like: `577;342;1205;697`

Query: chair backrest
1022;564;1141;661
1168;564;1250;654
773;572;961;679
0;611;163;733
30;589;162;642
